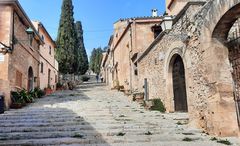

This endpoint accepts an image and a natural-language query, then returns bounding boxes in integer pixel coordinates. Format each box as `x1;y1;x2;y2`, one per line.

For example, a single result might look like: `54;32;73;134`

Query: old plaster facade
137;0;240;136
102;16;162;91
0;0;43;109
32;21;59;91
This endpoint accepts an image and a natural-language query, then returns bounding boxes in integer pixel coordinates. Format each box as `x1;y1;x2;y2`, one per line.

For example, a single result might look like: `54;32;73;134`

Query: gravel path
0;82;239;146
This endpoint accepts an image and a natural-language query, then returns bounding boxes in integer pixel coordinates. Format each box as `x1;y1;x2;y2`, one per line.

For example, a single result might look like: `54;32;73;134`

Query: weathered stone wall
138;4;202;107
138;0;240;136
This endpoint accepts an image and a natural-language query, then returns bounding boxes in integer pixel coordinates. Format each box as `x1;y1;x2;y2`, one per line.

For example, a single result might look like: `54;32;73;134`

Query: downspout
129;20;133;92
11;11;15;53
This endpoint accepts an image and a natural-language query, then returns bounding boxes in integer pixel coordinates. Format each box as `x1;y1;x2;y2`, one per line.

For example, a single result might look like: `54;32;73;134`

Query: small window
55;75;58;83
152;25;162;39
40;62;44;73
134;63;138;76
49;46;52;55
16;70;22;88
41;35;44;41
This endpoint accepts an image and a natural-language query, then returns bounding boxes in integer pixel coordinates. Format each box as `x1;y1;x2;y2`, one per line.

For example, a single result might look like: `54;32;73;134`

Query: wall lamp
160;15;190;44
13;27;34;45
0;41;12;54
160;15;174;31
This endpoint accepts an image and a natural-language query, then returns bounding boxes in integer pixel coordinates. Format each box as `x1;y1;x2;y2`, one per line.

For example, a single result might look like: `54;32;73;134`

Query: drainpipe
144;78;148;101
129;20;133;92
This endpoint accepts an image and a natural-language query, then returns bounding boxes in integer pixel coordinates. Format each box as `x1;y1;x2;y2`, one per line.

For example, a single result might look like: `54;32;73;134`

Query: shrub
217;139;232;145
182;137;194;142
81;76;90;82
56;83;63;89
11;91;25;104
19;89;34;103
30;88;45;98
117;132;126;136
150;98;166;113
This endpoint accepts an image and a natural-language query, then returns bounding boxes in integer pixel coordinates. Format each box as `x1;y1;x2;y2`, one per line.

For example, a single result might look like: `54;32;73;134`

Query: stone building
137;0;240;136
0;0;43;108
32;21;59;91
101;36;113;87
102;14;162;91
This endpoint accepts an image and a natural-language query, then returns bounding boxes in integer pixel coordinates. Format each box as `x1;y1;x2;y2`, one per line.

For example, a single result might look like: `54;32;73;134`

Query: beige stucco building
101;15;162;91
0;0;43;109
32;21;59;90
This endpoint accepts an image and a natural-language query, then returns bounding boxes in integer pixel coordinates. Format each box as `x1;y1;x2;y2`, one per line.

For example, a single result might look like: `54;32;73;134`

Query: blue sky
19;0;165;56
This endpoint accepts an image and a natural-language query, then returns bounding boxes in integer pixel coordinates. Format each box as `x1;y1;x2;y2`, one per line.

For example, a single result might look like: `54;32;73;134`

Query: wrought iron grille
228;19;240;127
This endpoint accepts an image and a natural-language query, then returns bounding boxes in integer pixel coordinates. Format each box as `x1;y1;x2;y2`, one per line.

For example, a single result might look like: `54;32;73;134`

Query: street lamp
160;15;174;31
13;27;34;45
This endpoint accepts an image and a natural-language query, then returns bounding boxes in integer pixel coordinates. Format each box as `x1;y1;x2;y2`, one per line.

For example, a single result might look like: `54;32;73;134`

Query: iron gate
228;28;240;127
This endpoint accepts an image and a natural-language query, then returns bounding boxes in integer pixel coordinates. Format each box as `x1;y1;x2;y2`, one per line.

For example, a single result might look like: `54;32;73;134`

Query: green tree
75;21;89;75
90;47;103;74
95;48;103;74
56;0;77;74
90;48;97;73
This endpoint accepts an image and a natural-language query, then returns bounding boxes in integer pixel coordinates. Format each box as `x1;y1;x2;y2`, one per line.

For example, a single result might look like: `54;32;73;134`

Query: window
55;75;58;83
41;35;44;41
152;25;162;39
40;62;44;73
49;46;52;55
16;70;22;88
134;63;138;76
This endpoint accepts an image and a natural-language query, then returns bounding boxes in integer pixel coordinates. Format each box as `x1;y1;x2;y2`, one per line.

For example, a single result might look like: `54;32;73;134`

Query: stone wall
138;0;240;136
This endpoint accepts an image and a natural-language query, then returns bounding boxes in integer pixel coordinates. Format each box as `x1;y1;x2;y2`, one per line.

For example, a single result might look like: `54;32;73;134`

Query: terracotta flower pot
45;88;53;95
11;103;23;109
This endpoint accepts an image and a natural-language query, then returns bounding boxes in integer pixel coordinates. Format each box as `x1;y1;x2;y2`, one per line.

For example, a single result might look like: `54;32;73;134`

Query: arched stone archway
28;67;34;91
210;0;240;130
195;0;240;136
199;0;240;40
168;54;188;112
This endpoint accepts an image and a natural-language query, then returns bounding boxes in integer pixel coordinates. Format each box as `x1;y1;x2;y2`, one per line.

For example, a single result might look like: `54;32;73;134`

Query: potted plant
56;83;64;91
11;91;25;109
44;85;53;95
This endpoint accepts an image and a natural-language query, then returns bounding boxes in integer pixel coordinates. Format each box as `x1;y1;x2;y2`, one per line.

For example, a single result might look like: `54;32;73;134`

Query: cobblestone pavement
0;82;239;146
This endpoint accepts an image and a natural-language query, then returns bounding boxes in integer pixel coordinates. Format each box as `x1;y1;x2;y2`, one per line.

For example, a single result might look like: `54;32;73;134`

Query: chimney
152;9;158;17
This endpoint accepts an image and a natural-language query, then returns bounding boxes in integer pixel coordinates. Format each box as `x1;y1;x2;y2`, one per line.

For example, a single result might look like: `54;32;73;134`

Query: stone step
0;125;182;133
0;134;219;146
0;132;207;143
0;128;207;141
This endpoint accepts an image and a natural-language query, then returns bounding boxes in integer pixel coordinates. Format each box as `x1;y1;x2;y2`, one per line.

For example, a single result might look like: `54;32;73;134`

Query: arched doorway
171;55;188;112
28;67;34;91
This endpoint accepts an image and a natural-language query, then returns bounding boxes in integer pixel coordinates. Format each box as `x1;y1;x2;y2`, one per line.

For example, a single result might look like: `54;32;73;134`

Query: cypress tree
75;21;89;75
90;48;97;73
56;0;77;74
90;47;103;74
94;48;103;75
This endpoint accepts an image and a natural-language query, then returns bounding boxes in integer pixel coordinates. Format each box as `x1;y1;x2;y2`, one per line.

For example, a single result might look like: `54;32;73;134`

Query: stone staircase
0;84;238;146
